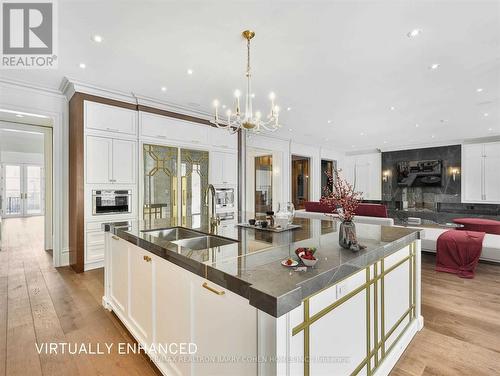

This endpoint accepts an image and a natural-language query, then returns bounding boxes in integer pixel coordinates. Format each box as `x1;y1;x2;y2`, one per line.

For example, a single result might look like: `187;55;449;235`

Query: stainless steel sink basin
141;227;202;241
171;235;237;250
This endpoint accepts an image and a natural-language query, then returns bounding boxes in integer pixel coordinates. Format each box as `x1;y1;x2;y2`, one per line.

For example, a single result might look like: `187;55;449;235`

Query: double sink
142;227;238;251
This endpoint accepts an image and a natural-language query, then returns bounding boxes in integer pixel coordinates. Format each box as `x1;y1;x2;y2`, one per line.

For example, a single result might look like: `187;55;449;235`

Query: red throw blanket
436;230;485;278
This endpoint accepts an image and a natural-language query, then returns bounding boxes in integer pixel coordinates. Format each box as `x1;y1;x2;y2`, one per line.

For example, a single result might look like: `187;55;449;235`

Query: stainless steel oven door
92;190;132;215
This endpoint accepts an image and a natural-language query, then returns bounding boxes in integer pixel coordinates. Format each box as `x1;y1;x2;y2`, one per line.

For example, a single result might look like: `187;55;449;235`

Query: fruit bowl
299;255;318;267
295;247;318;267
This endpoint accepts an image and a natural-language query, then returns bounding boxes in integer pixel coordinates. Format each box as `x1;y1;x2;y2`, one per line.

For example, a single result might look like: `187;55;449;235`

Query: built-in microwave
92;190;132;215
215;188;235;209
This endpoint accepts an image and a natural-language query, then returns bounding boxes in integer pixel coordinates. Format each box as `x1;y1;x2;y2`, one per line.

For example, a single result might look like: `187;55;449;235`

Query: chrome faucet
204;184;220;233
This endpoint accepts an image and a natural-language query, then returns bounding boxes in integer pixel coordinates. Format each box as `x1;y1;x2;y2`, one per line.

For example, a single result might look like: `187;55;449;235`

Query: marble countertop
105;214;421;317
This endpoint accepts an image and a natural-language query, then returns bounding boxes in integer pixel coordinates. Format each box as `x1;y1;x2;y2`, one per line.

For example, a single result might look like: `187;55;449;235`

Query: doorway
0;121;52;259
254;155;273;215
291;155;311;210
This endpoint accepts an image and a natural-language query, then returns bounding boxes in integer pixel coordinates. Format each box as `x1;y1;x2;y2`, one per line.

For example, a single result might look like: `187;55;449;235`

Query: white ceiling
2;0;499;151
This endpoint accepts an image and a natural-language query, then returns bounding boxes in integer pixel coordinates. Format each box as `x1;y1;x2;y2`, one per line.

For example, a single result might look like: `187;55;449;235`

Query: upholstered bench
453;218;500;235
435;230;485;278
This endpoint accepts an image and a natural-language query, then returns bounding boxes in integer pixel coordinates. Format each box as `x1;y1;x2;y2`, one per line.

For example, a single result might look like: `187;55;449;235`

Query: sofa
295;202;394;226
416;218;500;263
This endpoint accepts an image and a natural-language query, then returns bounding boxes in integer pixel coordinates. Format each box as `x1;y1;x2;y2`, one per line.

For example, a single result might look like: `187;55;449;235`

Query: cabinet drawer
86;242;105;262
140;112;208;144
86;230;105;246
209;127;238;149
85;101;137;135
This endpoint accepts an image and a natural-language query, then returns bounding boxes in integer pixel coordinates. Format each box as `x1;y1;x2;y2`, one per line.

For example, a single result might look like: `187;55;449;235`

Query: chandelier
211;30;281;133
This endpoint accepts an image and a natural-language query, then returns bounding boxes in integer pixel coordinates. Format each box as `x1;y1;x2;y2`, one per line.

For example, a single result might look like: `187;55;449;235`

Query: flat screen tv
396;160;443;187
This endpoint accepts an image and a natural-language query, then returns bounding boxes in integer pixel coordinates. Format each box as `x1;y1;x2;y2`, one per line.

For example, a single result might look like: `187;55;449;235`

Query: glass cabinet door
180;149;209;229
143;144;178;223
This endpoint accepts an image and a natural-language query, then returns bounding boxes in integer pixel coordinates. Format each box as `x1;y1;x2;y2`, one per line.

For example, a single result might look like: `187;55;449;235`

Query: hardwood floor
0;217;158;376
392;253;500;376
1;218;499;375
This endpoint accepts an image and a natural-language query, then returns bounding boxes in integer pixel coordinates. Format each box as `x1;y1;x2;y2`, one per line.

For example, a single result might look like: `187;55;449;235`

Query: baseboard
59;249;70;266
85;259;104;271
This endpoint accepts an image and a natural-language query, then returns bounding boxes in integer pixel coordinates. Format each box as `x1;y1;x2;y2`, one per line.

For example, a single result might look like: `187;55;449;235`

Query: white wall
0;79;68;266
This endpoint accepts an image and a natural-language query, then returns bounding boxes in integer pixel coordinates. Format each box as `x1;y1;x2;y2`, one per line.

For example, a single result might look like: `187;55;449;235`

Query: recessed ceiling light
429;63;440;70
161;86;167;92
360;132;365;136
91;34;103;43
476;88;484;93
288;128;292;132
407;29;422;38
383;141;388;144
431;134;435;138
187;69;193;75
390;106;396;111
327;120;332;124
484;113;489;117
351;145;355;148
15;114;24;118
79;63;86;69
415;123;420;128
488;127;493;131
222;104;226;109
287;107;292;111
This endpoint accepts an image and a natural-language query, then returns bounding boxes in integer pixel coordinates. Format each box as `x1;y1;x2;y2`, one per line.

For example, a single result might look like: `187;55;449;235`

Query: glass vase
339;221;358;250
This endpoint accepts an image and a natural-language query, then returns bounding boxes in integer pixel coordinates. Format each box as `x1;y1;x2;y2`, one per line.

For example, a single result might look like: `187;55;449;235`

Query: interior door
484;143;500;202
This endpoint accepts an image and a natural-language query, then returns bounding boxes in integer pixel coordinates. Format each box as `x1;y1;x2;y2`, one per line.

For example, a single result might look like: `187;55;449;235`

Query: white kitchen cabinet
462;143;484;202
210;151;238;186
86;136;112;184
109;234;128;318
86;135;136;185
140;111;208;145
209;127;238;150
85;101;137;136
483;143;500;203
191;274;257;376
111;139;136;184
155;257;193;376
129;248;154;345
462;142;500;203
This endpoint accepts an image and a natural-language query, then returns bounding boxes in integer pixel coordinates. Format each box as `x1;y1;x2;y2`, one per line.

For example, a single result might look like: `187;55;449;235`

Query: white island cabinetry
104;228;422;376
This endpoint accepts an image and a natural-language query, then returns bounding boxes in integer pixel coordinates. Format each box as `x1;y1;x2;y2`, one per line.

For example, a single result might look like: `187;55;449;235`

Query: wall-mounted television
397;160;443;187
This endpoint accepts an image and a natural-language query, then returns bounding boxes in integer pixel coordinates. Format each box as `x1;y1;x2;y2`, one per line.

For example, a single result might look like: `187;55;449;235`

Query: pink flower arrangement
320;169;363;222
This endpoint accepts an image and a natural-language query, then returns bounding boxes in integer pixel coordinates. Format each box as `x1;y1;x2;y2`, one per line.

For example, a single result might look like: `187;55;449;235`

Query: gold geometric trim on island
292;242;417;376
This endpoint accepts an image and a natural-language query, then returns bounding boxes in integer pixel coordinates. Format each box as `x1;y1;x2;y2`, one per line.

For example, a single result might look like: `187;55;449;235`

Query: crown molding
1;77;64;98
133;93;213;122
60;77;137;104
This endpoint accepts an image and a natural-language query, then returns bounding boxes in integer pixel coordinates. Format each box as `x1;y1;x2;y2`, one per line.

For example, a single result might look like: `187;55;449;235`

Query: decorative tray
236;223;302;233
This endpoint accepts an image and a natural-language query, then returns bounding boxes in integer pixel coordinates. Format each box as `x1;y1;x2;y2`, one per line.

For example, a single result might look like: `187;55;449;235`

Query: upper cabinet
462;142;500;203
209;127;238;150
85;101;137;136
140;112;208;145
344;153;382;200
86;135;136;185
210;151;238;186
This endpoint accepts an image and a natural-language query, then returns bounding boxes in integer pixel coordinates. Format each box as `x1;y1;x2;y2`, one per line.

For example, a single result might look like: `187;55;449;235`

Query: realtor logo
1;0;58;68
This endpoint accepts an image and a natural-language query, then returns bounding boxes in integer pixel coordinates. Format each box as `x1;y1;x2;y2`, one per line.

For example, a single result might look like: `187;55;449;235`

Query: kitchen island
103;216;422;376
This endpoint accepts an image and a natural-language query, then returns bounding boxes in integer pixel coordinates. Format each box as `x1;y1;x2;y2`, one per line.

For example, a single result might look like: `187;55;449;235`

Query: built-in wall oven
92;190;132;215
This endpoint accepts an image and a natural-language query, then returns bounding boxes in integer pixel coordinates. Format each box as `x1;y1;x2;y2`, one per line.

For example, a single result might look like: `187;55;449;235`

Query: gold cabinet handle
143;255;152;262
111;235;120;240
202;282;225;296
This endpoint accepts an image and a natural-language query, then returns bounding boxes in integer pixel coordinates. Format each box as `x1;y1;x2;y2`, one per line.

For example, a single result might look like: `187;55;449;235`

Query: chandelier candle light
212;30;281;133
